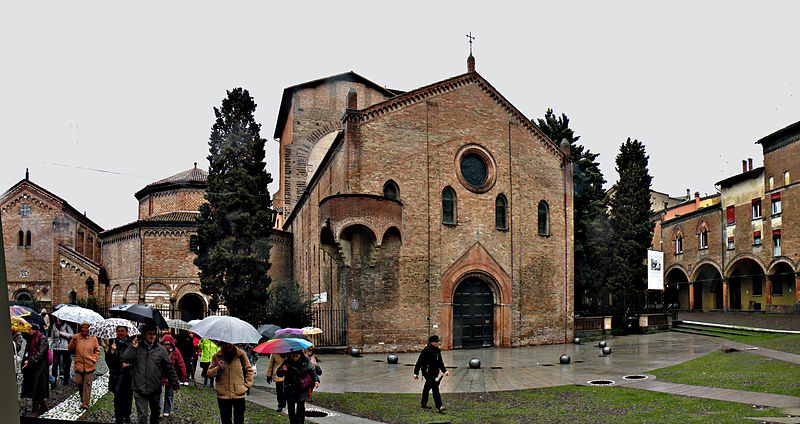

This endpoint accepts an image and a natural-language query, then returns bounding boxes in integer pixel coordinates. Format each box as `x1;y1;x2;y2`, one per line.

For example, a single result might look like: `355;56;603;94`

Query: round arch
13;289;33;302
178;293;206;322
768;257;796;275
726;255;767;311
690;259;723;283
451;274;496;349
691;262;724;310
725;254;767;279
664;266;689;309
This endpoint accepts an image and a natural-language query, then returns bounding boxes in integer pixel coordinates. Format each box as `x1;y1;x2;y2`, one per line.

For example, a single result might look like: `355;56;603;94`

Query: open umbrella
109;304;168;329
10;305;46;328
190;315;262;344
257;324;281;339
253;337;313;354
188;319;202;326
274;327;303;336
167;319;192;331
301;326;323;335
52;304;104;324
11;316;32;333
89;318;140;340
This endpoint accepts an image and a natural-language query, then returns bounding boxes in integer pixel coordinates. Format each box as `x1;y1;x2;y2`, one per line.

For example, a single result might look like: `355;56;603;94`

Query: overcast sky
2;2;799;229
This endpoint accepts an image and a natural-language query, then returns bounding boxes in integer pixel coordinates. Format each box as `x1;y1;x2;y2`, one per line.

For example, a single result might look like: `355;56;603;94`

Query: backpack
47;349;53;365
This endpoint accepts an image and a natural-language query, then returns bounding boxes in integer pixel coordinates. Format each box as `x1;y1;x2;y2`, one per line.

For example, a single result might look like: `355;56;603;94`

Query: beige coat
207;347;254;400
266;353;285;382
68;334;100;373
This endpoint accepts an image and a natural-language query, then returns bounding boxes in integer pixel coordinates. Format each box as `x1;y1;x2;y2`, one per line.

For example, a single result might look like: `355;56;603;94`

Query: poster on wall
647;250;664;290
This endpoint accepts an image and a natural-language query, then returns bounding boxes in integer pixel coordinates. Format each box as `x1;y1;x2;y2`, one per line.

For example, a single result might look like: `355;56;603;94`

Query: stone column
795;273;800;312
722;278;728;312
688;282;694;310
766;275;773;312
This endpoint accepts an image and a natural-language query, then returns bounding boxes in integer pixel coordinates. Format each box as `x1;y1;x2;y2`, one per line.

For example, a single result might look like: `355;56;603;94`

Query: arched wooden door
453;277;494;349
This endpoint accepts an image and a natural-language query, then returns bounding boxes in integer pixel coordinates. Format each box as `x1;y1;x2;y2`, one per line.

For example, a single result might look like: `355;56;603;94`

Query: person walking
207;342;253;424
175;330;196;385
265;353;286;412
122;324;180;424
50;317;73;388
21;324;50;417
413;335;449;413
276;350;319;424
68;322;100;409
159;334;186;418
199;337;220;387
106;325;134;424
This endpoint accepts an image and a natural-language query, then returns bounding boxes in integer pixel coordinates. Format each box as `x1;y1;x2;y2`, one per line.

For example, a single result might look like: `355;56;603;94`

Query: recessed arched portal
664;267;689;309
14;290;33;302
726;257;766;311
769;261;795;309
178;293;206;322
452;276;495;349
692;263;723;310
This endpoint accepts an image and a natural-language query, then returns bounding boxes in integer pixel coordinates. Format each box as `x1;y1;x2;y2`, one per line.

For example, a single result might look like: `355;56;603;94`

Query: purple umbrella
274;327;303;335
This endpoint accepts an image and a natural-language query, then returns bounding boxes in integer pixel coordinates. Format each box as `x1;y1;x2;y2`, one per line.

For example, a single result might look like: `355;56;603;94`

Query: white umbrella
188;319;202;326
190;315;261;344
89;318;140;340
52;305;104;324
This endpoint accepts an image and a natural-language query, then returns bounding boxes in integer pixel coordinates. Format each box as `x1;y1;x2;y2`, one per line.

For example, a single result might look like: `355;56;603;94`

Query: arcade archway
178;293;206;322
452;276;494;349
727;258;766;311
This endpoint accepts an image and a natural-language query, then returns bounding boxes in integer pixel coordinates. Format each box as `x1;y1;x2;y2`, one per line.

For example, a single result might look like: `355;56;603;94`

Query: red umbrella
253;338;312;354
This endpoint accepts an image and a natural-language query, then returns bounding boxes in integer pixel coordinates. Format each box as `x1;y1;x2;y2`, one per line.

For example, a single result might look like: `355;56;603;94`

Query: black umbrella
109;304;168;329
257;324;281;339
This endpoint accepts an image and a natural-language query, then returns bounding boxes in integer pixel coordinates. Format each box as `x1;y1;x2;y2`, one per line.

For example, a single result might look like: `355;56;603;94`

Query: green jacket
199;338;220;363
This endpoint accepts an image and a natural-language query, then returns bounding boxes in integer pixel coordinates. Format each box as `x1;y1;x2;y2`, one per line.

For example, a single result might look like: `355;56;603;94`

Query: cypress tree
536;109;609;312
194;88;273;326
608;138;654;312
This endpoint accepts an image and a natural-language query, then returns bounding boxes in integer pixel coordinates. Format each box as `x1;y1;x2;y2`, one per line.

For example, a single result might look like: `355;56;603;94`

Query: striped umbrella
10;305;46;328
167;319;192;331
253;337;313;354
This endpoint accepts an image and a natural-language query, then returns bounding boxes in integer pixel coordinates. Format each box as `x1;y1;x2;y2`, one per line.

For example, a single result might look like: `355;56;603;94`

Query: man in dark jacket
106;325;134;424
121;324;179;424
413;335;449;412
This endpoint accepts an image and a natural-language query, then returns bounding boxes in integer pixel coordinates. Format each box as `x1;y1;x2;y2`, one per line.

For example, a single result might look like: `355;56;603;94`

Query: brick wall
138;189;205;219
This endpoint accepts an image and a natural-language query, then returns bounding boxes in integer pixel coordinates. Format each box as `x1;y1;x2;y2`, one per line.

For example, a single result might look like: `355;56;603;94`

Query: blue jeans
161;385;174;415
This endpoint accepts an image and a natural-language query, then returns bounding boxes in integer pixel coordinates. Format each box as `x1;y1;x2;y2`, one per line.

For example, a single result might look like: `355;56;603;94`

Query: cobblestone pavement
678;311;800;330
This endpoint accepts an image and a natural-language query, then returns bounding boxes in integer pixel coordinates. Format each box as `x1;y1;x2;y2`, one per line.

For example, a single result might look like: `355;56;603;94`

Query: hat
428;335;440;343
80;321;91;328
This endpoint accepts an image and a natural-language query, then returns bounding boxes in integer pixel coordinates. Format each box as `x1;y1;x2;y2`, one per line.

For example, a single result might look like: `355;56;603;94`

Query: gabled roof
349;71;567;159
0;178;103;233
757;119;800;153
134;166;207;200
715;167;764;188
273;71;403;139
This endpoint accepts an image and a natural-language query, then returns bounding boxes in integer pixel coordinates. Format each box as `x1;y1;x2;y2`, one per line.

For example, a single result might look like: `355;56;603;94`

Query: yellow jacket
266;353;285;382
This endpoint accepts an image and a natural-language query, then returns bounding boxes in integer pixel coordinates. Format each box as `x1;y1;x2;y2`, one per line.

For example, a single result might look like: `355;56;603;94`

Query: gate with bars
309;305;346;347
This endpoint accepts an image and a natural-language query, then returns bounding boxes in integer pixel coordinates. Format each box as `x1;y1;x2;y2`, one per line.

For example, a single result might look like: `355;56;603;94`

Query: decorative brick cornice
350;72;567;160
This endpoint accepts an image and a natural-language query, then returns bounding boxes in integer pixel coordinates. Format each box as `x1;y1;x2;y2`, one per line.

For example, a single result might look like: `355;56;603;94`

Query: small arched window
18;230;24;246
69;290;77;304
383;180;400;200
675;234;683;254
189;235;199;253
25;231;31;247
442;186;457;225
769;176;774;190
495;194;508;230
537;201;550;235
785;170;790;186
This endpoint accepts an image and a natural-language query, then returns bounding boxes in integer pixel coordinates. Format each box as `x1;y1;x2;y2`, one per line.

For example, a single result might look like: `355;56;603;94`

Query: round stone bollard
559;354;571;364
573;337;581;344
349;348;361;357
387;354;399;364
468;358;481;369
598;340;607;348
602;346;612;355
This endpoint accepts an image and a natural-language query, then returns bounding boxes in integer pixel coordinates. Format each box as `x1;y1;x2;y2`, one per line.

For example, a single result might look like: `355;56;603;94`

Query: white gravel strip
682;320;800;334
41;373;109;421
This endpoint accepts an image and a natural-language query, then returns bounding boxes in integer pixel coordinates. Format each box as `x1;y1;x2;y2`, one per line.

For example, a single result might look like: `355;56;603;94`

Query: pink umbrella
274;327;303;335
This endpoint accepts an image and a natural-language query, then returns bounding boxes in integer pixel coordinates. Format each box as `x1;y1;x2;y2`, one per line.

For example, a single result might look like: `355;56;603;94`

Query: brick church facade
275;56;575;351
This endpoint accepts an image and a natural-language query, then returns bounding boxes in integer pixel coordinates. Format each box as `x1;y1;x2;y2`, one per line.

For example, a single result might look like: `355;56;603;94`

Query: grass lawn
724;333;800;355
80;385;286;423
651;349;800;397
311;385;784;424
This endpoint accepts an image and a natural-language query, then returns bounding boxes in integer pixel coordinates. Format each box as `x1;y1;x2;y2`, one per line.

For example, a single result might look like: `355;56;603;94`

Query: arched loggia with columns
725;255;767;311
690;261;724;310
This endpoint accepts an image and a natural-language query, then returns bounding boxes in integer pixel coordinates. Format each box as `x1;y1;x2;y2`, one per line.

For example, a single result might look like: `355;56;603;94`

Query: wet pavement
252;331;720;394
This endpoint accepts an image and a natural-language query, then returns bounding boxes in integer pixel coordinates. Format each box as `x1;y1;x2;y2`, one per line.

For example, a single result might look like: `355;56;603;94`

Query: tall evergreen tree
608;138;654;312
194;88;273;326
535;109;608;312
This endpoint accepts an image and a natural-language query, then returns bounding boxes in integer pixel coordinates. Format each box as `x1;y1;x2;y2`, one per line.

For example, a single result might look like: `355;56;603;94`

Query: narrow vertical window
784;170;790;186
189;235;199;253
727;236;734;250
771;193;782;215
726;206;735;224
18;230;24;246
700;229;709;249
442;186;456;225
773;230;782;256
752;198;761;219
495;194;508;230
769;176;774;190
537;201;549;235
675;234;683;254
25;231;31;247
753;231;762;245
383;180;399;200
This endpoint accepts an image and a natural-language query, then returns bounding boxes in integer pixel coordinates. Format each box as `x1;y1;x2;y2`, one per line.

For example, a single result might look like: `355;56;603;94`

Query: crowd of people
12;310;325;424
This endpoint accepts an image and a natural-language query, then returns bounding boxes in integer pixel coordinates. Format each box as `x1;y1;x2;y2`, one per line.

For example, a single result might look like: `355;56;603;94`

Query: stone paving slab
619;379;800;408
247;387;383;424
722;340;800;365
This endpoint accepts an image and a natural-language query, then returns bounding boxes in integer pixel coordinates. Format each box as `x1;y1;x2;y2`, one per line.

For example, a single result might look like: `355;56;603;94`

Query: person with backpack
207;341;253;424
69;321;100;409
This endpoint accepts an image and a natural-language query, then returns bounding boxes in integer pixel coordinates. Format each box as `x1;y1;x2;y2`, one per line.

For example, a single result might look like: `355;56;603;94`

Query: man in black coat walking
413;335;449;412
